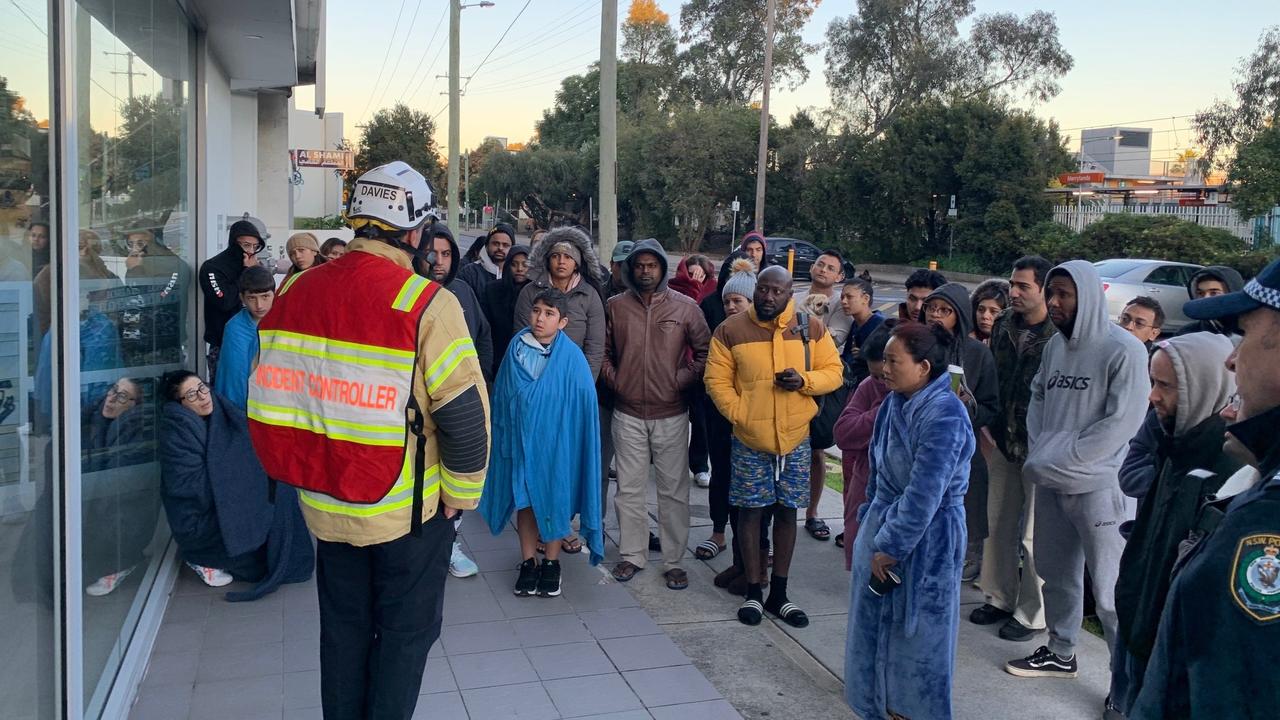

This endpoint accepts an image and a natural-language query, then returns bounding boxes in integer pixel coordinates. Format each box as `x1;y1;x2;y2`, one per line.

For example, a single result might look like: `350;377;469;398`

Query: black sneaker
514;558;539;597
969;603;1012;626
999;617;1042;642
536;560;561;598
1005;645;1078;678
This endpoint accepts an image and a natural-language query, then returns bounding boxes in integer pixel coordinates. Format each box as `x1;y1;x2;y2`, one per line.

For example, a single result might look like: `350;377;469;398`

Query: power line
475;1;600;74
396;5;449;101
370;0;427;114
464;51;599;95
461;0;533;95
1058;114;1197;133
356;0;409;127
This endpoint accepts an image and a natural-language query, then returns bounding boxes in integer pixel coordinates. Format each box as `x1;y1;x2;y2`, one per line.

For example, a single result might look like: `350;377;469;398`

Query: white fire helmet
347;161;435;232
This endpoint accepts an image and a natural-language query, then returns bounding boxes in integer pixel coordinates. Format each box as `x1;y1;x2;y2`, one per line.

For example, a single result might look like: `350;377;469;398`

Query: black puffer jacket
428;223;495;383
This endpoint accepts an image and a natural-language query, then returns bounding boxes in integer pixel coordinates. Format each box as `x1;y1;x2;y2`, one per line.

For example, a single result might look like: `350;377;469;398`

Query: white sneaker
694;471;711;488
449;541;479;578
86;566;136;596
186;562;233;587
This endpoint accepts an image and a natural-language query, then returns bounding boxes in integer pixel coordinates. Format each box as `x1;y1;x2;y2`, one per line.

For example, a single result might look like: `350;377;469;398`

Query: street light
461;2;495;8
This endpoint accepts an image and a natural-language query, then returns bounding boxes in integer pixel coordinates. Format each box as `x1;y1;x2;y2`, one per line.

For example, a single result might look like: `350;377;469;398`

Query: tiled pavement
129;512;741;720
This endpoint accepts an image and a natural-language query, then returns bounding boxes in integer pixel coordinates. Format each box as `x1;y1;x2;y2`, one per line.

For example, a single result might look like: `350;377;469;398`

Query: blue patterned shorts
730;436;812;509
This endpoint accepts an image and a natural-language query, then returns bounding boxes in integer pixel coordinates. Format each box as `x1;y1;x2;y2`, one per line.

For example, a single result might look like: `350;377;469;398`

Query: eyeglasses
181;383;210;403
926;305;955;318
1118;314;1157;331
106;386;138;405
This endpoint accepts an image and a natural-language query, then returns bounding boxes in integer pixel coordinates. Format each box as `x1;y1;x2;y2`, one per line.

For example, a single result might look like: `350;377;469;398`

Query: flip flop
694;540;726;560
835;532;845;548
611;561;642;582
664;568;689;590
805;518;831;541
560;537;583;554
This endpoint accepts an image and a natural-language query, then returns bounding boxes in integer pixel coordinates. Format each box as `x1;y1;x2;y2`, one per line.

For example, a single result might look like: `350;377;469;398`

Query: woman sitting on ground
158;370;313;599
845;322;975;720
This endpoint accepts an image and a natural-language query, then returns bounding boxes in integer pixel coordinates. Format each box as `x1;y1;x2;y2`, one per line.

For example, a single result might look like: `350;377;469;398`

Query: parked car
765;237;856;280
1093;258;1203;334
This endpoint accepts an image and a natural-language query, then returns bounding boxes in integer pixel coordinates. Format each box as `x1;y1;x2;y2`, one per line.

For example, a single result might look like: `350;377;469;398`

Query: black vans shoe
537;560;562;598
1005;645;1078;678
514;558;540;597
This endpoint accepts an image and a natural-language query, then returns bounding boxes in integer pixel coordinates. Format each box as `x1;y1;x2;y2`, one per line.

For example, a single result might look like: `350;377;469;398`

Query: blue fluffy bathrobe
479;328;604;565
845;372;975;720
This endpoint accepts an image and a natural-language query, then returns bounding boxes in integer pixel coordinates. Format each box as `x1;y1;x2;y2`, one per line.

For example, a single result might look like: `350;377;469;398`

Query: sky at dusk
294;0;1277;163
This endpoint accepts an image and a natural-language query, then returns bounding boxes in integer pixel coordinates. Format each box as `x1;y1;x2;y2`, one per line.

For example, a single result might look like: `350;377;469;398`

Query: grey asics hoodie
1024;260;1152;494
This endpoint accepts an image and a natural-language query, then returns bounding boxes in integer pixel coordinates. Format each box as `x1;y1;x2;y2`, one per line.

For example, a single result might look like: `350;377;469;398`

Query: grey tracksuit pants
1032;484;1130;659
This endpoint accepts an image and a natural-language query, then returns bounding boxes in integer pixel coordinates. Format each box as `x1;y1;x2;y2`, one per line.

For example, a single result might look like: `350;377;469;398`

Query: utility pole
753;0;776;235
598;0;619;259
464;150;471;227
104;50;146;100
448;0;462;229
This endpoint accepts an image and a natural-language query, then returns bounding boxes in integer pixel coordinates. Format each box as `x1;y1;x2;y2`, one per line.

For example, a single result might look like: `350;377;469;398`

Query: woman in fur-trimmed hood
513;226;607;379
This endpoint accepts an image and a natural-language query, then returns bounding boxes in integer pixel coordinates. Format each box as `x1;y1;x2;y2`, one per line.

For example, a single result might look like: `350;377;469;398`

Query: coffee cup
948;364;965;393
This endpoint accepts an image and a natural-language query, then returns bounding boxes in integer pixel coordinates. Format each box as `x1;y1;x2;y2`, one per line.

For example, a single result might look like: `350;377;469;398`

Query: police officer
1130;258;1280;719
248;162;489;719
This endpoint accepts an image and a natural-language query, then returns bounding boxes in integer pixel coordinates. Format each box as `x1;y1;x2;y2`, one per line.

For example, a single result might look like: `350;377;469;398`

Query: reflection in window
0;1;57;717
75;0;194;713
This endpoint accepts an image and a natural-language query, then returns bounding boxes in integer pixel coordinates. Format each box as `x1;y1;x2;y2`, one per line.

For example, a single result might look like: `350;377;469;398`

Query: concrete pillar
256;92;292;251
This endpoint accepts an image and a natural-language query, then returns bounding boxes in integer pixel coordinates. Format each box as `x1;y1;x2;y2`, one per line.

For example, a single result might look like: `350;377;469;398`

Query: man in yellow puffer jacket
704;265;843;627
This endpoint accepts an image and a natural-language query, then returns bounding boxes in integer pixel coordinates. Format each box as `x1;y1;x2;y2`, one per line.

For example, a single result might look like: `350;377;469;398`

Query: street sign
291;149;355;171
1058;172;1105;185
731;199;740;212
947;194;957;217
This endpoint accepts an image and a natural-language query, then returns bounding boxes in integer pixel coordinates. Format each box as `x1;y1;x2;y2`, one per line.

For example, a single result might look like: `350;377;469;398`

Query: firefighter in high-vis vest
248;161;489;720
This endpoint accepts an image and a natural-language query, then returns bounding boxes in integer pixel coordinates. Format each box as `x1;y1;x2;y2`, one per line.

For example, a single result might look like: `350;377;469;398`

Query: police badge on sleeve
1233;535;1280;623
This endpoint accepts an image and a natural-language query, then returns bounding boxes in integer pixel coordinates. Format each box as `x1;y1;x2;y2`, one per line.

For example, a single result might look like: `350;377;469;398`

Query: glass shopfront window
73;0;194;714
2;0;197;716
0;1;57;717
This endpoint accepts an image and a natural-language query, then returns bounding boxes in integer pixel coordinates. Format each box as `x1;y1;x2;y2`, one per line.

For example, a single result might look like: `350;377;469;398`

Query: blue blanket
845;372;974;720
160;392;313;601
479;328;603;565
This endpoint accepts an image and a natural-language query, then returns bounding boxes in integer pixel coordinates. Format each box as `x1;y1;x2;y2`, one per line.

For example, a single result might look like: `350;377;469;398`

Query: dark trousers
688;390;710;475
704;398;733;534
316;511;454;720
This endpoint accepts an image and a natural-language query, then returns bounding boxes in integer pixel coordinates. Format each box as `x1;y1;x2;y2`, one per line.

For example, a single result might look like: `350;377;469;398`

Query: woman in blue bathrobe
845;322;976;720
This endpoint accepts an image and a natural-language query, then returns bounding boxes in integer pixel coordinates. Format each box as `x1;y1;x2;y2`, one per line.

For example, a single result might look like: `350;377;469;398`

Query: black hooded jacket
919;283;1000;431
1176;265;1246;336
482;243;531;377
428;223;495;383
199;232;264;346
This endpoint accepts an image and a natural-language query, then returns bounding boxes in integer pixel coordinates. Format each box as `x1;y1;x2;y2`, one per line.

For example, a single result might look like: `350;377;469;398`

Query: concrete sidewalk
129;512;737;720
635;475;1113;720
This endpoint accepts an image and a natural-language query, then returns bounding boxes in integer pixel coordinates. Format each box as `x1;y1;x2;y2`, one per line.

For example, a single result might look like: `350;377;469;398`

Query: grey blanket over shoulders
160;395;314;601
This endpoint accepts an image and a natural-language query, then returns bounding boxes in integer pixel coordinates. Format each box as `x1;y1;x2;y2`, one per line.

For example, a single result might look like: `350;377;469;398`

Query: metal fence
1051;204;1276;247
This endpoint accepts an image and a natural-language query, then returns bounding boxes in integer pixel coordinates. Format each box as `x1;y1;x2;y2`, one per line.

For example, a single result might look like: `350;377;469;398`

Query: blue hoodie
1024;260;1151;494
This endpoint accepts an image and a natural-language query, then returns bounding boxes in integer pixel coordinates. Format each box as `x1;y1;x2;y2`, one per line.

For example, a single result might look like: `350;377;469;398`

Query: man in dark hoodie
920;283;1000;584
1130;258;1280;720
424;223;494;384
603;239;711;590
1006;260;1150;685
1176;265;1246;336
1110;332;1239;716
199;214;268;383
457;222;514;298
481;243;531;377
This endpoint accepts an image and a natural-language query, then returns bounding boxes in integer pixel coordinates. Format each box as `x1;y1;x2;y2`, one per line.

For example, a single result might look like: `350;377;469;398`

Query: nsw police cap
1184;258;1280;322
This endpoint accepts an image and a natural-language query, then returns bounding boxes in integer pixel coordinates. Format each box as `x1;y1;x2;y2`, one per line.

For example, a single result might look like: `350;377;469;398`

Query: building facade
0;0;323;717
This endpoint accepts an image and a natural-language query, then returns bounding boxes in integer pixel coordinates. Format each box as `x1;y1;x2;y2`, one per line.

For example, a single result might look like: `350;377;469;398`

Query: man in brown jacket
603;239;711;589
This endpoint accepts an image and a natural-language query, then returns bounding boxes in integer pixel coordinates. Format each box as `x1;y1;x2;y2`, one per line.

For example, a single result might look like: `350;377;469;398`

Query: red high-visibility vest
248;251;440;506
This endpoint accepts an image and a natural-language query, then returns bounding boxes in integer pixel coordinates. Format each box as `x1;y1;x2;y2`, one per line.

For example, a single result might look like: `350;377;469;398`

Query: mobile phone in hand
868;569;902;597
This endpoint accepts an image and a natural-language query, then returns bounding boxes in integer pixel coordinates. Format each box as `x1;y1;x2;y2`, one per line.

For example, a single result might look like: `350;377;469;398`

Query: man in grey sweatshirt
1005;260;1151;681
